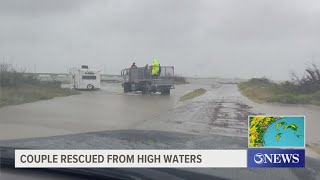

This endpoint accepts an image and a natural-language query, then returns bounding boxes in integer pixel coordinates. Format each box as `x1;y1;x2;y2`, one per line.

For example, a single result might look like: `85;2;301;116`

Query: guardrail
21;73;122;82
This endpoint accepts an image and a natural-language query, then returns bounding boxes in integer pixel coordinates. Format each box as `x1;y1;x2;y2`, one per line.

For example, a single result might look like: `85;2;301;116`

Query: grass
180;88;207;101
0;63;80;107
238;78;320;105
0;83;79;107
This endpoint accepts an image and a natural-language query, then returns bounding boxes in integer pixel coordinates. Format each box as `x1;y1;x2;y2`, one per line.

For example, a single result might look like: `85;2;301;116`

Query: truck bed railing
121;66;174;83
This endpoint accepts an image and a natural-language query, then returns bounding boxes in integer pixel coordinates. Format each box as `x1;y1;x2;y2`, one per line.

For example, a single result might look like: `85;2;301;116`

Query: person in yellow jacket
151;59;159;79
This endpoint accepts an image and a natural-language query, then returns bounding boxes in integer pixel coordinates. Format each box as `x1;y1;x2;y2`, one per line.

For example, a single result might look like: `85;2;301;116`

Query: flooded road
0;78;319;157
139;79;320;145
0;82;179;140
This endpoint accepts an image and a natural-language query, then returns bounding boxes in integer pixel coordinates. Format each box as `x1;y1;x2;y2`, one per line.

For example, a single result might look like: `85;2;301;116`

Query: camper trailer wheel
87;84;94;90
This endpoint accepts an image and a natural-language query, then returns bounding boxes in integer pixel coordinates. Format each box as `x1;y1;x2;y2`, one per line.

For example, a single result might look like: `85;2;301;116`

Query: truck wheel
141;84;151;95
123;83;130;93
87;84;94;90
142;89;150;95
161;89;170;95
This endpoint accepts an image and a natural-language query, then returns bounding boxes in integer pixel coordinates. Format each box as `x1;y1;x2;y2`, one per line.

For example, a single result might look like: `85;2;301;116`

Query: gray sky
1;0;320;80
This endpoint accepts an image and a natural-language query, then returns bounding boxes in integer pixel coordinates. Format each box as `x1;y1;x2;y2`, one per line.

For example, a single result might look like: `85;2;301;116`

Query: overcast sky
1;0;320;80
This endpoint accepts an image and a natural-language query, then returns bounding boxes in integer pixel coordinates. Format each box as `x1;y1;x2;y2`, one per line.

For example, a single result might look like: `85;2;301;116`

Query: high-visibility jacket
151;59;159;75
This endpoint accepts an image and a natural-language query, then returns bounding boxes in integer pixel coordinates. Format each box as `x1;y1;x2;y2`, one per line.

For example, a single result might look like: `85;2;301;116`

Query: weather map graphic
248;116;305;148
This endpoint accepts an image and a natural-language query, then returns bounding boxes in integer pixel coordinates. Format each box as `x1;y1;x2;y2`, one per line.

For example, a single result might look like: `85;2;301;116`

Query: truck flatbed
121;66;175;95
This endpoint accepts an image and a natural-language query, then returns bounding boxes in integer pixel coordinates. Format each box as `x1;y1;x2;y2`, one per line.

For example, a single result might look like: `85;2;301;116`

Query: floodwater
0;82;178;140
0;78;319;156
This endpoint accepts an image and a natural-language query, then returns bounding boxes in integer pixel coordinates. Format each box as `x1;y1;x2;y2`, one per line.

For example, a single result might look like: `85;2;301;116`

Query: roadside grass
0;62;80;107
238;78;320;105
180;88;206;101
174;75;189;85
0;83;79;107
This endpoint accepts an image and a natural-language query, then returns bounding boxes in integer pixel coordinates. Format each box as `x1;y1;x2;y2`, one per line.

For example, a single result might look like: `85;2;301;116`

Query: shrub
0;62;63;88
291;63;320;93
277;81;303;94
0;63;41;87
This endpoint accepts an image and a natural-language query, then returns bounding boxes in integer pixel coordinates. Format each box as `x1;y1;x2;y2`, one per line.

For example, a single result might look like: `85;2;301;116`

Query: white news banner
15;150;247;168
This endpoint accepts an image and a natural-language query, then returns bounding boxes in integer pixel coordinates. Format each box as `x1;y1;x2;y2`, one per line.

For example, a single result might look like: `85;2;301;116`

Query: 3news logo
248;149;305;168
247;116;305;168
254;153;299;164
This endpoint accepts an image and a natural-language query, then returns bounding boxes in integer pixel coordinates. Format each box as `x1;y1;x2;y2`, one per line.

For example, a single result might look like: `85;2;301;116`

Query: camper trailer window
82;76;97;80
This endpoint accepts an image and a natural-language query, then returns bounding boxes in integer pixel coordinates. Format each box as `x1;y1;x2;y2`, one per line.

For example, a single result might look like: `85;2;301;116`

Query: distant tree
291;63;320;93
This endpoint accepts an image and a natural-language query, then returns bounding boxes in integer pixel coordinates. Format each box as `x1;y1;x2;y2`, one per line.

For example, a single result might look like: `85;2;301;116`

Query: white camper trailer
69;65;101;90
